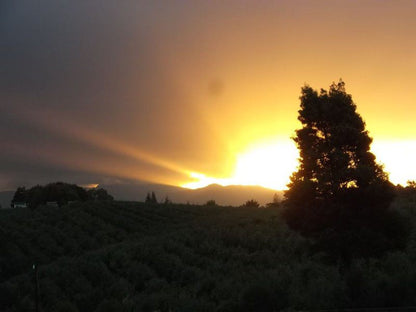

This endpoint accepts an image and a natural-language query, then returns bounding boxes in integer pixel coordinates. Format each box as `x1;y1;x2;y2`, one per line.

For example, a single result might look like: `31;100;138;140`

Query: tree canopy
283;81;408;259
11;182;113;209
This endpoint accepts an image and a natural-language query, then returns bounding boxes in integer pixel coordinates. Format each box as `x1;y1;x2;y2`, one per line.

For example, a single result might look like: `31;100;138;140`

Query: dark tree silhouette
87;188;114;201
163;196;172;205
10;182;114;209
283;81;408;259
206;200;217;206
145;192;151;203
145;191;158;204
11;187;27;203
266;193;280;208
151;191;157;204
243;199;260;209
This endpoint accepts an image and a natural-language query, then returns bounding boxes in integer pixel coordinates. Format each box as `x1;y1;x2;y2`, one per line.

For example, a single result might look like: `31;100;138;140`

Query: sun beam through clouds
2;1;416;191
182;138;416;191
182;139;299;190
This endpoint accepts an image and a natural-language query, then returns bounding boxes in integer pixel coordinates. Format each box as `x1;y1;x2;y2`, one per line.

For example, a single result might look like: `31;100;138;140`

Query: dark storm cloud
1;1;148;108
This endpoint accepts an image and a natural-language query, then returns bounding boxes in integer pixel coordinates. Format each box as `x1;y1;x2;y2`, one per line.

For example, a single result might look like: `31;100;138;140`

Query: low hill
103;182;282;206
3;183;283;208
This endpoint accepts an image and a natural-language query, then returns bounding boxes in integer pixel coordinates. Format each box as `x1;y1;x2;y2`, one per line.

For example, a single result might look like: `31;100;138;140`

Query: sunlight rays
13;105;194;184
183;139;416;191
182;139;299;190
10;104;416;190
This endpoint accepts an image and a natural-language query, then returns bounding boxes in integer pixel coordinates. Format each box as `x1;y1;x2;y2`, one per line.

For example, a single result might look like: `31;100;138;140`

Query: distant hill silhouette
1;183;282;208
103;183;282;206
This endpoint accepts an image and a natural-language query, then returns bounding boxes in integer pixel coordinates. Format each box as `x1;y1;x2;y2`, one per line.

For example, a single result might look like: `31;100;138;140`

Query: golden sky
1;1;416;190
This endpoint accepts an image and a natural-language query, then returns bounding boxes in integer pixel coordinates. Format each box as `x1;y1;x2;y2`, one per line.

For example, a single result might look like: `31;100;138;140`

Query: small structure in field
12;202;28;208
46;201;59;208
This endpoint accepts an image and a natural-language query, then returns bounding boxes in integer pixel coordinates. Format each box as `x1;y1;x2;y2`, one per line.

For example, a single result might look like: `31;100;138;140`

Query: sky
1;0;416;191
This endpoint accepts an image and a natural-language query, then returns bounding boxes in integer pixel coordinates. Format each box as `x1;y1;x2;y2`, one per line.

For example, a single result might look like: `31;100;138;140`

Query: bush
243;200;260;209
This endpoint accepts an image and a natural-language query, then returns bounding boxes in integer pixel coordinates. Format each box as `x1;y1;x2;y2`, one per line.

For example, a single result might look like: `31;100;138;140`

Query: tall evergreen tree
151;191;157;204
145;192;151;203
283;81;408;259
145;192;158;204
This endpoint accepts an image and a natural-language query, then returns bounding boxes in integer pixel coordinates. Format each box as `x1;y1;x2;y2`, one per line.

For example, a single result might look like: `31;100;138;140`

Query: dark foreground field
1;198;416;311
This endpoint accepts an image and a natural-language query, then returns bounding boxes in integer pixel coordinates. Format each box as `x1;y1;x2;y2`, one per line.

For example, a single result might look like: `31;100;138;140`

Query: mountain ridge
0;183;284;208
103;183;283;206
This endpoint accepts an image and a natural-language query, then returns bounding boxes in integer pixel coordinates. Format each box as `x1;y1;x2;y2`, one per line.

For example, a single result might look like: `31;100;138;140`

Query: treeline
11;182;113;208
1;194;416;311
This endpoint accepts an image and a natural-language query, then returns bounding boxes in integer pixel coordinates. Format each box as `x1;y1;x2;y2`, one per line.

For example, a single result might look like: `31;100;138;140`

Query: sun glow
183;139;299;190
183;139;416;191
371;140;416;186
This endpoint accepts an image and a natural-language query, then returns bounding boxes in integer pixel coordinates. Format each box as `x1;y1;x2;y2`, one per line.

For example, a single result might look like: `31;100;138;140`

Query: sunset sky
1;1;416;191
